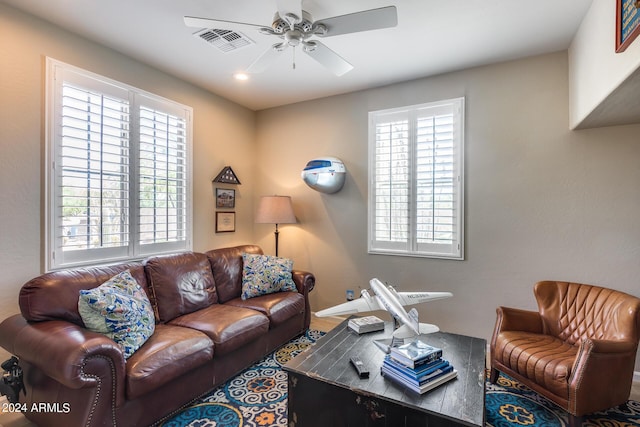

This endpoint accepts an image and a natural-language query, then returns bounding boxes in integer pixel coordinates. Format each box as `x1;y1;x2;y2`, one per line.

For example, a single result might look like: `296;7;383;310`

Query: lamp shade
255;196;297;224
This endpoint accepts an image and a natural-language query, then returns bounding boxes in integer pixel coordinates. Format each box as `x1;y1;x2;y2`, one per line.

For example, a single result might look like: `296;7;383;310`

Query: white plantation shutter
373;116;410;249
47;59;192;270
369;98;464;259
59;83;130;254
137;100;189;254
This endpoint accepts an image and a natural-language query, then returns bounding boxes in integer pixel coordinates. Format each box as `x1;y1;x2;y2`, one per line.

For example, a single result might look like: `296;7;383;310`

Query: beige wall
255;52;640;370
2;3;640;374
0;4;257;344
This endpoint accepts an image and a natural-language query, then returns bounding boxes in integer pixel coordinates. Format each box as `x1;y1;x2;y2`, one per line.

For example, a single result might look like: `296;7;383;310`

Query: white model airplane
315;278;452;339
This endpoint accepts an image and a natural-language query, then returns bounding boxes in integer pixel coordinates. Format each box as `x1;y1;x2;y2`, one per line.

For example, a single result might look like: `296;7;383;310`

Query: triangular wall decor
212;166;241;185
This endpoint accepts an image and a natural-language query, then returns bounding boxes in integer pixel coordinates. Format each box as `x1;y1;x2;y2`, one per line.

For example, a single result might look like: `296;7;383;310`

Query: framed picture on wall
216;188;236;208
616;0;640;52
215;212;235;233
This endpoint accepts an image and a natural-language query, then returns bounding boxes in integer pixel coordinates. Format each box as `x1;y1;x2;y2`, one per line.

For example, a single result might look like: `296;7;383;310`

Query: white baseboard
311;312;346;322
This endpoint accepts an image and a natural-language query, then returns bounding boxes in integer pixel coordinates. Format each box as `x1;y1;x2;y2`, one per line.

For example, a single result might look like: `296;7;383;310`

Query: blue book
383;356;450;380
382;358;454;386
382;367;458;394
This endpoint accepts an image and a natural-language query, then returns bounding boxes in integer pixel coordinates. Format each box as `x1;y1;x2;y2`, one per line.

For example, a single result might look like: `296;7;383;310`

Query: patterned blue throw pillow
241;253;298;300
78;270;155;359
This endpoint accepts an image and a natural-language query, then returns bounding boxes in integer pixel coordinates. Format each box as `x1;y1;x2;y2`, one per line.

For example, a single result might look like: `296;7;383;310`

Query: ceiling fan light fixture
284;30;302;46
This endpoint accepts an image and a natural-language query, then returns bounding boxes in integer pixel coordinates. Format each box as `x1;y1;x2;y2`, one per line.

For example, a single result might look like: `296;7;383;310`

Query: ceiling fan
184;0;397;76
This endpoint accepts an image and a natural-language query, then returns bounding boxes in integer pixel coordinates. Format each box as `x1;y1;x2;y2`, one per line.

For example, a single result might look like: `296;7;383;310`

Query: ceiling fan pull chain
292;47;296;70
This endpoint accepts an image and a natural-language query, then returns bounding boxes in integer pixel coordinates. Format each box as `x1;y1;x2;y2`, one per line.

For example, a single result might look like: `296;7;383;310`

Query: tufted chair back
534;281;640;345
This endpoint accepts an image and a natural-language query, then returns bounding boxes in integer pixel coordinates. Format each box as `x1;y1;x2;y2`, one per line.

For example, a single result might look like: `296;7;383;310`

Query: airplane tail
392;324;417;339
391;308;439;338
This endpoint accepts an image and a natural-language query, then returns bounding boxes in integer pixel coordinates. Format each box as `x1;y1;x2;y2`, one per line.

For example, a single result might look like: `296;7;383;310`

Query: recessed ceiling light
233;73;249;81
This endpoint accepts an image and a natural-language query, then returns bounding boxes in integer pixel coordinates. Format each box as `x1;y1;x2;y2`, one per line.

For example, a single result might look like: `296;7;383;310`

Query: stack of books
348;316;385;334
381;339;457;394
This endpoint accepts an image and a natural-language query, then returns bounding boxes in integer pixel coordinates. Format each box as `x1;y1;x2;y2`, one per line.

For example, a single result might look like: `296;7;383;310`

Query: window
368;98;464;259
46;58;192;270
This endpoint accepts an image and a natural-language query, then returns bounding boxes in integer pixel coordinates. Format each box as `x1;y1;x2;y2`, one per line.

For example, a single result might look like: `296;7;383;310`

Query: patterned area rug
160;331;640;427
160;330;325;427
486;373;640;427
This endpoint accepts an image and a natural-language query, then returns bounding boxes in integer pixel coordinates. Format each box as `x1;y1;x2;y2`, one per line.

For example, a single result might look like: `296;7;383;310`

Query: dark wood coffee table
285;319;486;426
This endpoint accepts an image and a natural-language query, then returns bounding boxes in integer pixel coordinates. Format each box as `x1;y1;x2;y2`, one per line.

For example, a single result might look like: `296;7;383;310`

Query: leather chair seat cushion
494;331;578;398
225;292;305;327
168;304;269;355
126;324;214;400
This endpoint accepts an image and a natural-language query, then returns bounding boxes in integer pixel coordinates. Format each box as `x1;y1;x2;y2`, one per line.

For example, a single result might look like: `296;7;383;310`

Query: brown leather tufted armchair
490;281;640;427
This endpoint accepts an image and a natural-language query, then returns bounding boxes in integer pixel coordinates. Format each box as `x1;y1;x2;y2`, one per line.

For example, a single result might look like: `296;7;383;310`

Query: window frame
45;58;193;271
367;97;465;260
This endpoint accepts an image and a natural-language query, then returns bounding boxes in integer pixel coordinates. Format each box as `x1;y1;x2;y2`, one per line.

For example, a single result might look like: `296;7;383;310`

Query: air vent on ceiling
193;28;254;53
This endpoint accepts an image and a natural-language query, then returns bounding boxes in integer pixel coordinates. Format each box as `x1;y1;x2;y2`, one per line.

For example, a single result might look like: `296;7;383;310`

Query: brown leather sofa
490;280;640;427
0;245;314;427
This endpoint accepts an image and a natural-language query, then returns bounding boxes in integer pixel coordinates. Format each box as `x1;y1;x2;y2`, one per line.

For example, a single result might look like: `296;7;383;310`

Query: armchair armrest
569;338;638;415
494;306;543;334
490;307;543;364
586;338;637;354
292;270;315;295
0;315;125;395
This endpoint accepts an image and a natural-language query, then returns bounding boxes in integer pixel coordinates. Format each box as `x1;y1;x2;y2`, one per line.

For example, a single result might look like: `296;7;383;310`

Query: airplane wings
315;290;452;317
315;296;382;317
395;291;453;306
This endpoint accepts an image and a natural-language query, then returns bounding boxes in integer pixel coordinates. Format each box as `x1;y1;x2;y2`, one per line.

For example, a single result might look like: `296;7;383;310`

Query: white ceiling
3;0;593;111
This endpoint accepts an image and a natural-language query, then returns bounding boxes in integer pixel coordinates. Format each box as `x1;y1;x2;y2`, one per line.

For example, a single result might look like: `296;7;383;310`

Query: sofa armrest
0;315;125;394
291;270;315;330
292;270;315;295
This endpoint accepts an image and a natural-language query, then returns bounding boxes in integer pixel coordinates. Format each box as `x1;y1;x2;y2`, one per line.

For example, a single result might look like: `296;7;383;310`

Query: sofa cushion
226;292;305;328
19;263;148;325
493;331;577;398
78;270;155;359
205;245;263;303
241;253;297;300
126;324;214;400
168;304;269;355
144;252;218;323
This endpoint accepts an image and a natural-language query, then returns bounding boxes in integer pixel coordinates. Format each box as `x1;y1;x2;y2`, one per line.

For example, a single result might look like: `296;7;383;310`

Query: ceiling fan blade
184;16;264;32
303;41;353;76
276;0;303;23
246;44;287;73
316;6;398;37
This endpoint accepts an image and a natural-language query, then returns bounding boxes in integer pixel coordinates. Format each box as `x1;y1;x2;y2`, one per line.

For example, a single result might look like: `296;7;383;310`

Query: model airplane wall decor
315;278;452;339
